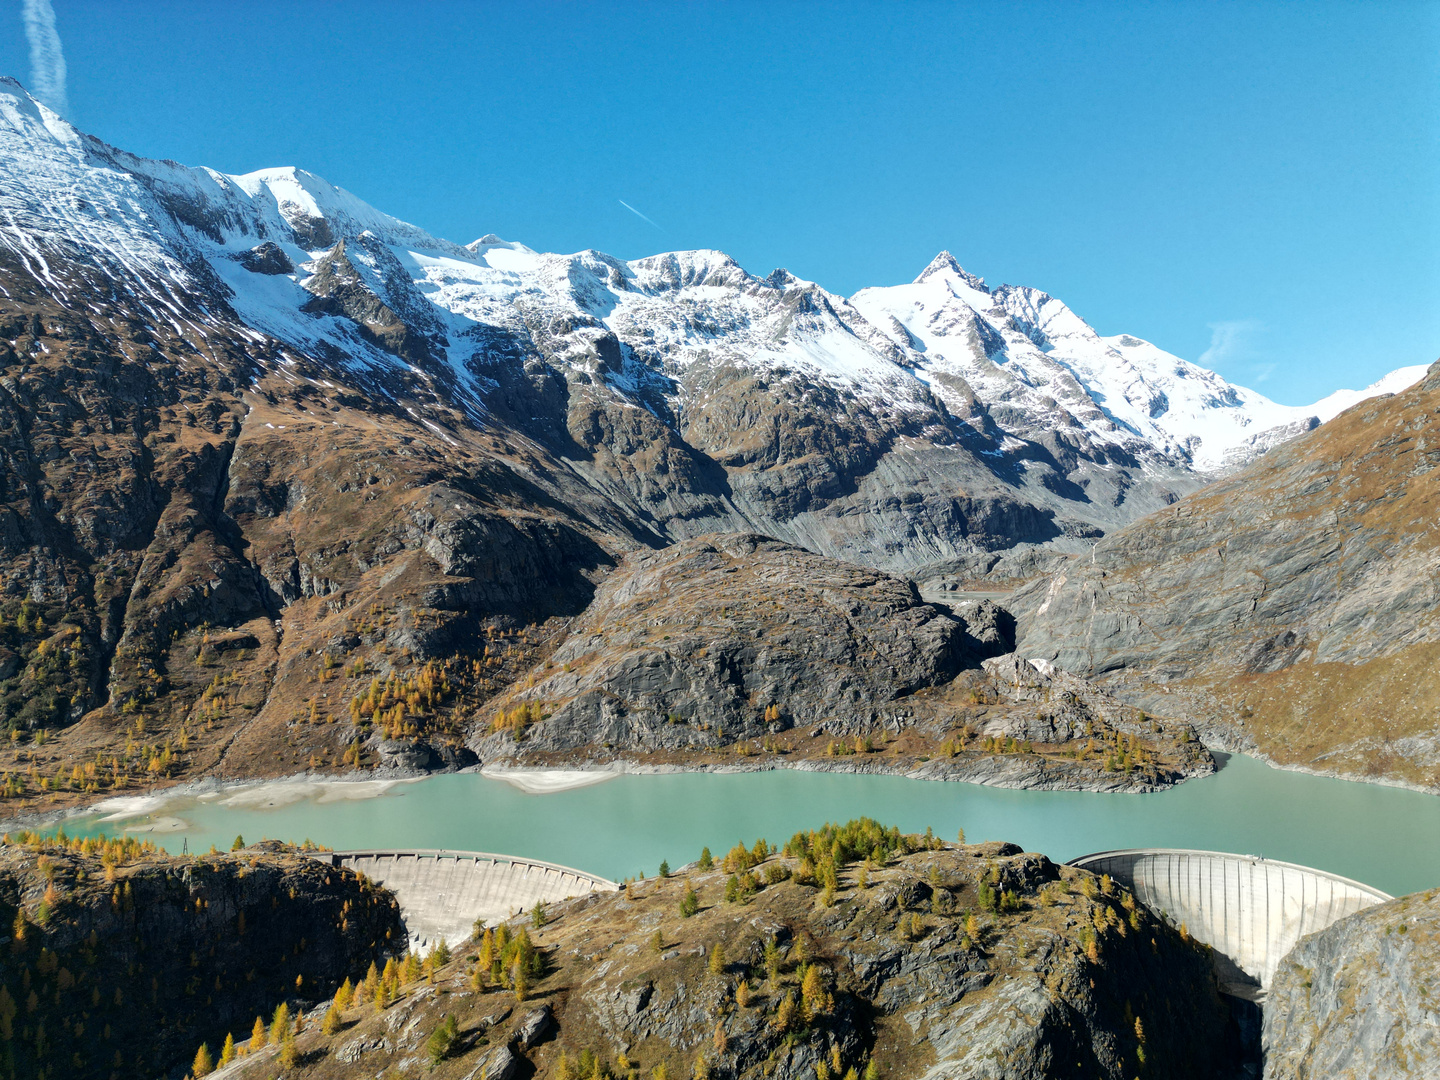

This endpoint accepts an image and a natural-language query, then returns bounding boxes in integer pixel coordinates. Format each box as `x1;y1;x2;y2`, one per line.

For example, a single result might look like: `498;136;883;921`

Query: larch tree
269;1002;290;1046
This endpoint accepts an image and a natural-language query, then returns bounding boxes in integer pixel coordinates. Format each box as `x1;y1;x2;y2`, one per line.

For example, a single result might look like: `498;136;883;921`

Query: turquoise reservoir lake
65;753;1440;898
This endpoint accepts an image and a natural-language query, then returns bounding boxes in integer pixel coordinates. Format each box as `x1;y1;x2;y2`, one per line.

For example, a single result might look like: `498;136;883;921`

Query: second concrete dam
1068;848;1392;995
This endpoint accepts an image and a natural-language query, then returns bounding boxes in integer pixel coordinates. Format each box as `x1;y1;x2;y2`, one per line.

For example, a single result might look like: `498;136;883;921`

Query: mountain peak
916;251;987;292
0;75;76;144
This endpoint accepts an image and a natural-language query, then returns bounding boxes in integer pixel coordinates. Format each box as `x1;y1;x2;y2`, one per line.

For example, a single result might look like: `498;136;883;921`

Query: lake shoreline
45;752;1440;899
0;747;1195;834
4;743;1435;839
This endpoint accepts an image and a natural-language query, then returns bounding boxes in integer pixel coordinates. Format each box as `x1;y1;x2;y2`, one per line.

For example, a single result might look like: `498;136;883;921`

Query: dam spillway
1067;848;1391;995
315;849;618;951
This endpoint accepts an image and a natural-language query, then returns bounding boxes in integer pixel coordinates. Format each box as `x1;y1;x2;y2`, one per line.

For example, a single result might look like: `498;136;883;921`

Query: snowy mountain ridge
0;75;1411;474
0;75;1424;576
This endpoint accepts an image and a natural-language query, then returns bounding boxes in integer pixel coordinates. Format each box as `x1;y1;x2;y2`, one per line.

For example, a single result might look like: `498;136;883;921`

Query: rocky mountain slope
220;826;1234;1080
1010;362;1440;790
476;534;1213;793
1265;886;1440;1079
0;833;401;1079
0;73;1419;802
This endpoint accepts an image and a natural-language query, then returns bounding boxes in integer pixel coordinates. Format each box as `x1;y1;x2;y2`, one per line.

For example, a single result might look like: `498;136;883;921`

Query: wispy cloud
1198;318;1265;372
22;0;68;116
618;199;662;230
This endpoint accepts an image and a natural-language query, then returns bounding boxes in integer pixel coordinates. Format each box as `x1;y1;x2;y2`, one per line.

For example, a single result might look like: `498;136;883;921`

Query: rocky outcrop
1011;362;1440;789
475;534;975;754
236;240;294;275
269;832;1234;1080
301;234;450;368
0;836;403;1079
472;536;1211;790
1264;887;1440;1079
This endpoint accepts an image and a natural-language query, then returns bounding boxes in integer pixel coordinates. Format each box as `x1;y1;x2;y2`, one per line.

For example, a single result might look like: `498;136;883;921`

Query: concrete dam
1068;848;1391;996
315;849;618;951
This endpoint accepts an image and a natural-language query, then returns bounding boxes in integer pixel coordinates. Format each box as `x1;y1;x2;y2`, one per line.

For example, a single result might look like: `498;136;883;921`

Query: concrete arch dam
315;849;618;951
1067;848;1391;996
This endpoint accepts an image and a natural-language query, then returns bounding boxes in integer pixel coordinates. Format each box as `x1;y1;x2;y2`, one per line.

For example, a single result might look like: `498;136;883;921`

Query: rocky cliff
475;535;1213;792
1264;886;1440;1079
0;833;402;1078
1011;362;1440;790
221;826;1234;1080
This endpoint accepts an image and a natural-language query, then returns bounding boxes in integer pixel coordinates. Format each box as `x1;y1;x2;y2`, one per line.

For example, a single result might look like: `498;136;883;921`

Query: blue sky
3;1;1437;404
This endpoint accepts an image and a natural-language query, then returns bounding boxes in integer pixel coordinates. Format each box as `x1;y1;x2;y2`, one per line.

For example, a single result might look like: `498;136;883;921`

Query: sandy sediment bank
0;769;442;834
478;767;623;794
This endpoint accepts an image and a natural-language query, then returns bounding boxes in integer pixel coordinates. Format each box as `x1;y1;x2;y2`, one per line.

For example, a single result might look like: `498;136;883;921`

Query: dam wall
1068;848;1391;994
316;849;617;951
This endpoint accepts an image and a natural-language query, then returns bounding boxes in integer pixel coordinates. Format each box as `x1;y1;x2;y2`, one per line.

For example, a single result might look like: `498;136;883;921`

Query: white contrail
22;0;68;116
618;199;662;230
1198;319;1263;370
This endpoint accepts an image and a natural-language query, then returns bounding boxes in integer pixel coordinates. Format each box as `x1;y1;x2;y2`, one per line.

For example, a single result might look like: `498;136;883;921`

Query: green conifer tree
426;1014;458;1065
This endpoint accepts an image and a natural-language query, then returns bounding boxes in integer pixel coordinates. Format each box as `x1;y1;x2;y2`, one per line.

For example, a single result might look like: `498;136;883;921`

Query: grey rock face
236;240;294;275
512;1003;555;1049
977;654;1184;746
373;738;479;773
476;533;973;755
1264;887;1440;1080
957;598;1015;655
301;235;449;368
467;1044;521;1080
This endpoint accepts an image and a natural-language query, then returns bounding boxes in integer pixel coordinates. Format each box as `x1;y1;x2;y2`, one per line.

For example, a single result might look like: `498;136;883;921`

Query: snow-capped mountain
0;76;1420;582
851;253;1425;473
3;72;1435;757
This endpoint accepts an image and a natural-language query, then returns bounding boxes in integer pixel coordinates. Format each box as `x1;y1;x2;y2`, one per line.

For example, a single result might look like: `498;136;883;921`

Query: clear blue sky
3;1;1437;404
